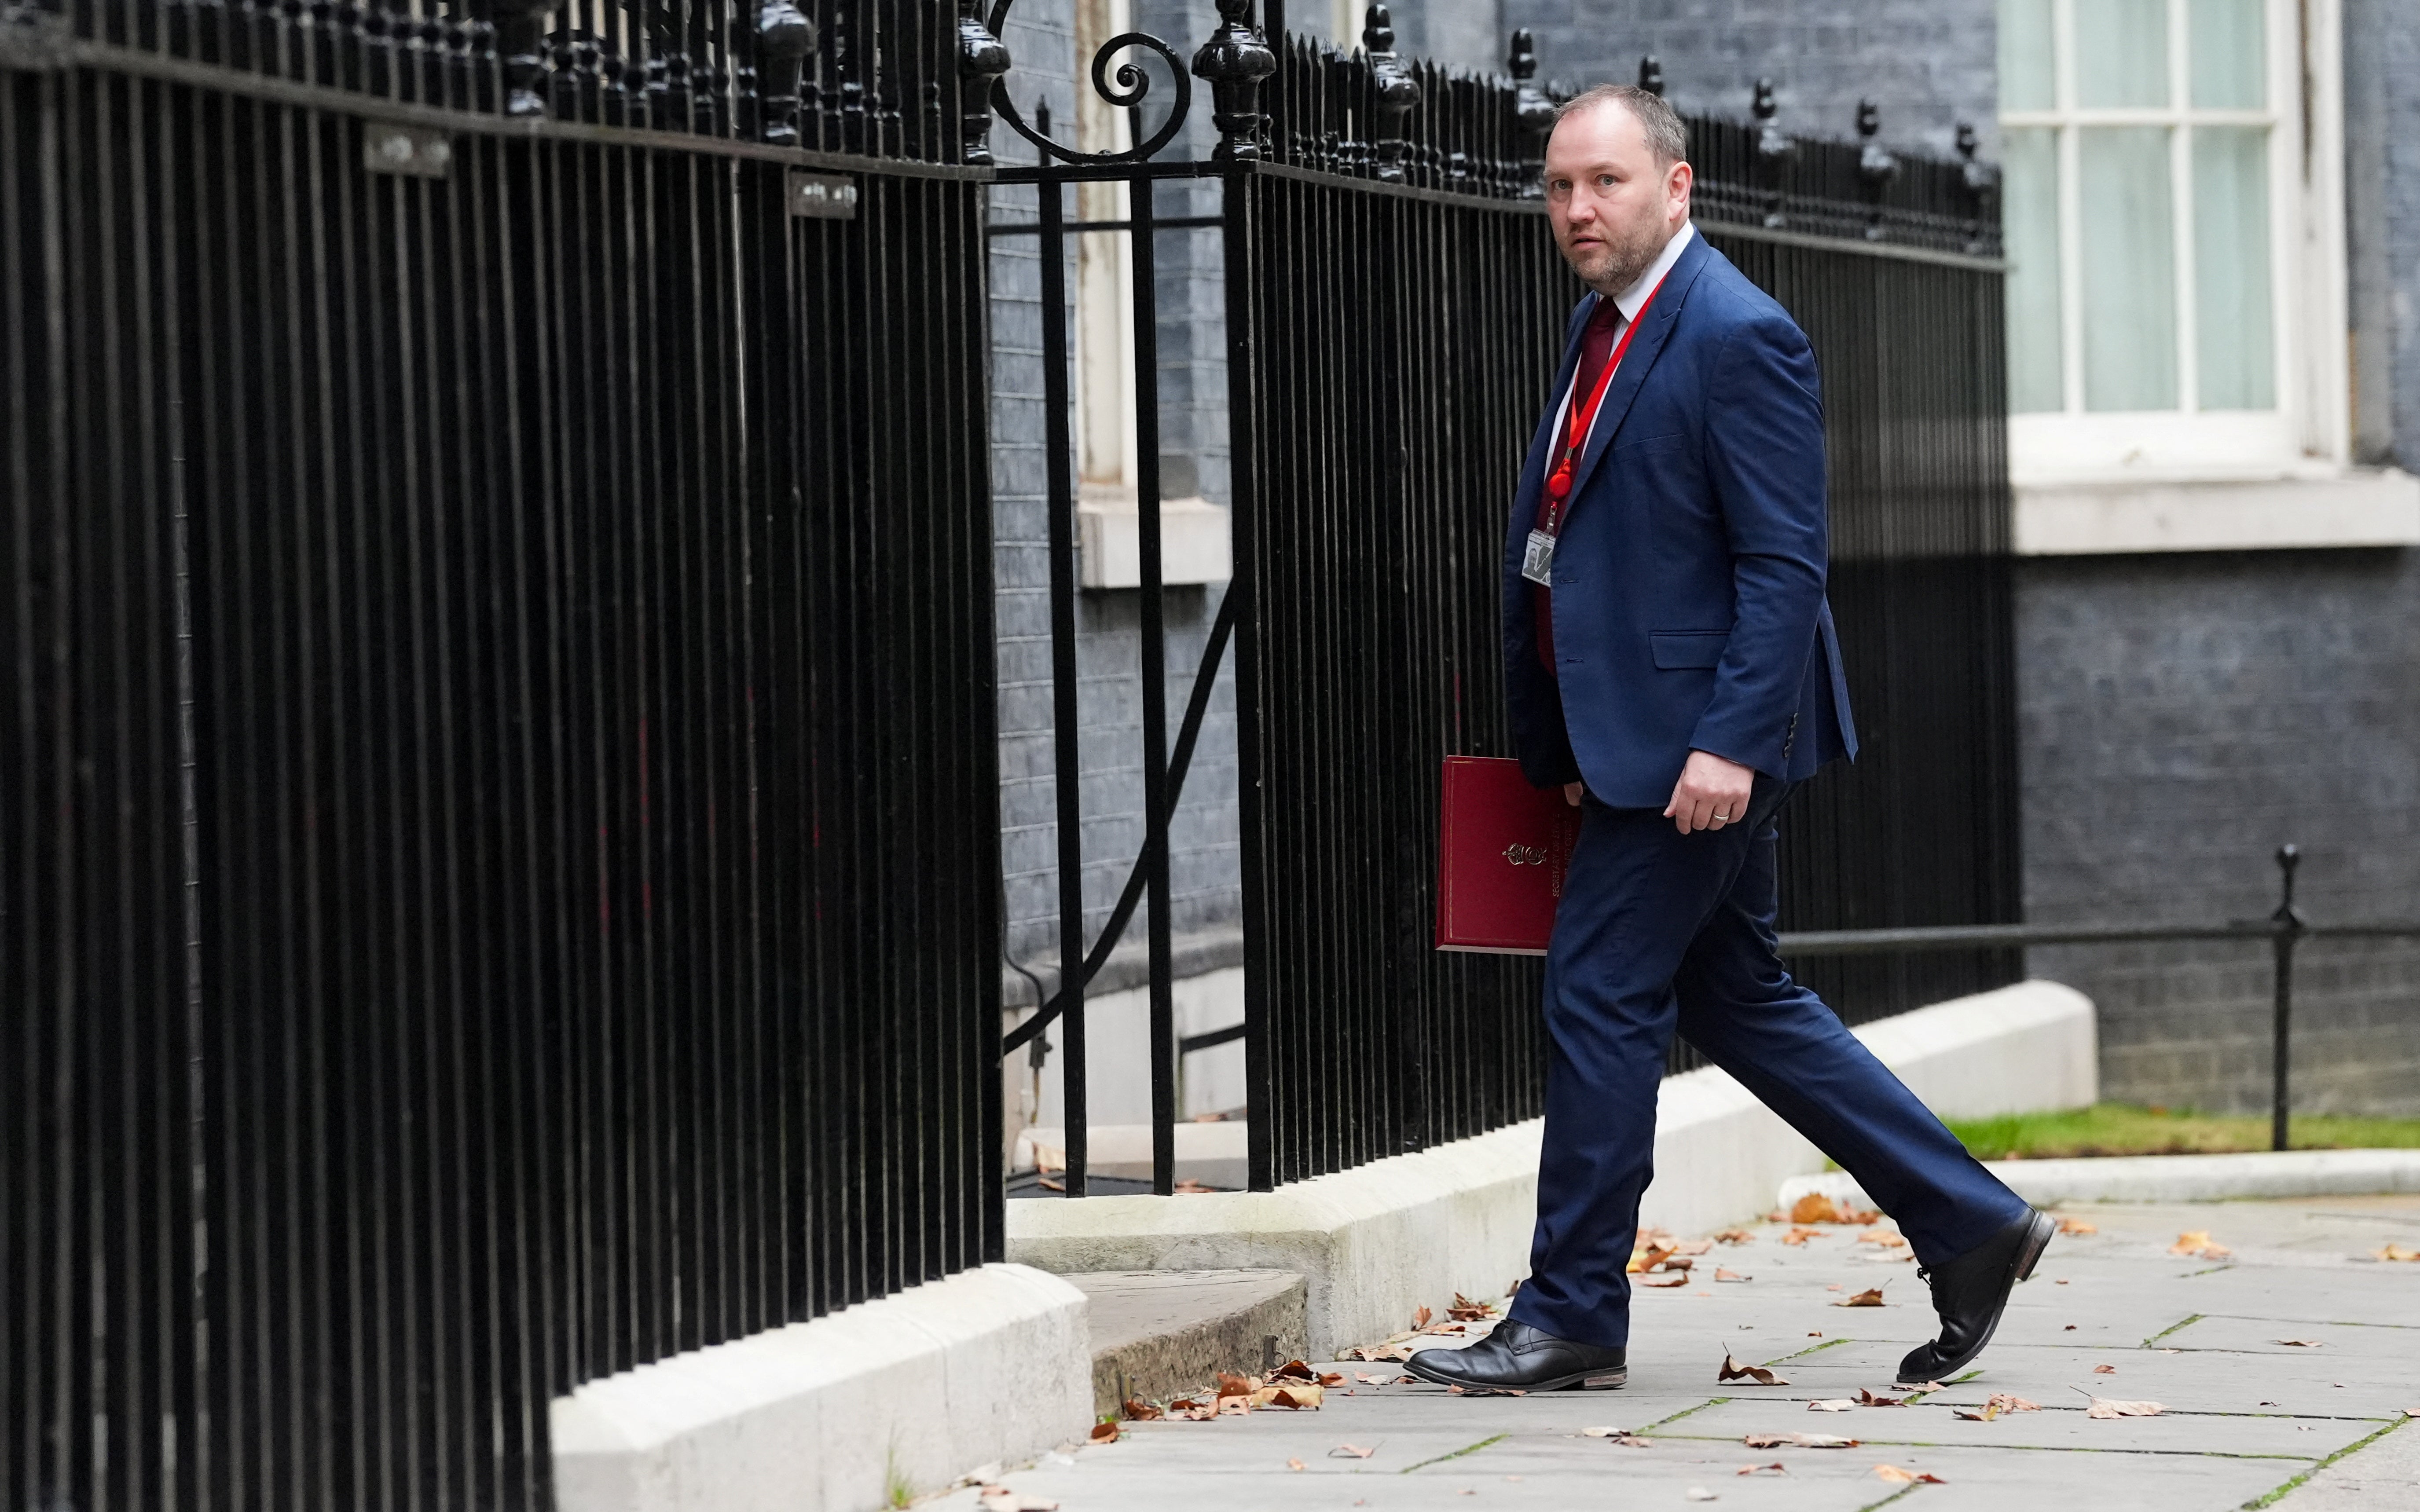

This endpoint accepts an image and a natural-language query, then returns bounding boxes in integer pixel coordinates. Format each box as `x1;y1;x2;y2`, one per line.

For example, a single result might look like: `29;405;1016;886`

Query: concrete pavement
931;1194;2420;1512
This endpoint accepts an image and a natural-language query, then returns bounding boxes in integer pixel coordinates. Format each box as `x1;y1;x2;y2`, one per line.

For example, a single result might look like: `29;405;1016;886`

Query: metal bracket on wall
789;169;859;220
363;123;453;179
0;7;71;72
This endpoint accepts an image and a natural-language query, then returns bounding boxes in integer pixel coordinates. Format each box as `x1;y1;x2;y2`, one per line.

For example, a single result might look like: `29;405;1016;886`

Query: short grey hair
1553;84;1688;168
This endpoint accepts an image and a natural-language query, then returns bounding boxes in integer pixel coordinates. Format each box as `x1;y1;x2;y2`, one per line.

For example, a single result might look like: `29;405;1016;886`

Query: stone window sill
2011;468;2420;556
1077;494;1232;589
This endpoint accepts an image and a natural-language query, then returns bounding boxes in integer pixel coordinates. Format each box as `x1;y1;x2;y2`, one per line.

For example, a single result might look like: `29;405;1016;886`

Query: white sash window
1998;0;2347;485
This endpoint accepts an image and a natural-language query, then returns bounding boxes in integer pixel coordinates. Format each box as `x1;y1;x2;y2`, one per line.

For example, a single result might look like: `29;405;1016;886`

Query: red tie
1534;297;1625;671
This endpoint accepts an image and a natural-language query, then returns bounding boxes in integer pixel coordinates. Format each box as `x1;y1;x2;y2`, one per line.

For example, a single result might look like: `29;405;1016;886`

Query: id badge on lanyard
1521;283;1661;587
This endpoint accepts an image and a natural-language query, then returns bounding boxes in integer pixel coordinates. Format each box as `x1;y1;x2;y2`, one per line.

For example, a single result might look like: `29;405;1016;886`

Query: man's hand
1664;750;1753;835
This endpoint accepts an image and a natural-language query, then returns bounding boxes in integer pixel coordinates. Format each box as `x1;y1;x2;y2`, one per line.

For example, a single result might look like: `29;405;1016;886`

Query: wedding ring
1713;812;1731;823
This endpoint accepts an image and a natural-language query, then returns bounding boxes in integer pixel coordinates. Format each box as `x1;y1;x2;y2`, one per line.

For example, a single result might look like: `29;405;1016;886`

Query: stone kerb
1010;979;2100;1358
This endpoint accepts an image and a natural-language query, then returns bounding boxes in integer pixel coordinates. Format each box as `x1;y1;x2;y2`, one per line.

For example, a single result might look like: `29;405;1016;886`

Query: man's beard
1567;215;1665;294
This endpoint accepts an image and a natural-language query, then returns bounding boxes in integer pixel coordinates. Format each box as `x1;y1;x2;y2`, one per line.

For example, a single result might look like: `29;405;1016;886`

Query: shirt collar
1609;221;1694;324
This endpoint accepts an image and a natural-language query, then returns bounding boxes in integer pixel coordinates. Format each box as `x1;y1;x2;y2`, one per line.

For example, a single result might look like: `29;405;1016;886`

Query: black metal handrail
1775;846;2420;1153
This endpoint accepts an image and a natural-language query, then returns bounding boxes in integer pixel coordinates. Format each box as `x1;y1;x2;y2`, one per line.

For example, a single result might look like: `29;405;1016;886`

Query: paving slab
927;1194;2420;1512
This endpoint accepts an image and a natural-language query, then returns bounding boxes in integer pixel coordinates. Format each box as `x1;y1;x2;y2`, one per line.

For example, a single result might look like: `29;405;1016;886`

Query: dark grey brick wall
2017;550;2420;1116
990;0;1243;972
2345;0;2420;467
1497;0;1999;158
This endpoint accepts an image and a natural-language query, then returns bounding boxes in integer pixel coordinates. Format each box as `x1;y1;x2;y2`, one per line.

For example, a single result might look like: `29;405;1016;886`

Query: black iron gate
995;7;2021;1191
3;2;1007;1507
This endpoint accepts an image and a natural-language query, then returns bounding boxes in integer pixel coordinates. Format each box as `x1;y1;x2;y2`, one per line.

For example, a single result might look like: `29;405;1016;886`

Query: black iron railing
4;3;1009;1508
1778;847;2420;1153
990;4;2025;1197
22;0;998;161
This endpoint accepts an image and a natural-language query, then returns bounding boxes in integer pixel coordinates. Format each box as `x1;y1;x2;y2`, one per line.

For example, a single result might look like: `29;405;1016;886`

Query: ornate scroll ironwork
1192;0;1277;161
1508;27;1553;198
983;0;1196;165
1358;4;1420;183
759;0;817;146
491;0;557;117
956;0;1009;162
1856;99;1899;240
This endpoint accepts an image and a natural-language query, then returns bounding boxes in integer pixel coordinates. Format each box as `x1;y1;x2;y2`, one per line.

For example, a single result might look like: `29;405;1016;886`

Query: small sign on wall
789;171;858;220
364;123;451;179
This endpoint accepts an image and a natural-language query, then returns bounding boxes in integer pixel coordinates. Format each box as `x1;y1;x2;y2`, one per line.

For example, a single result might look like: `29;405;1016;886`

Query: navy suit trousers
1505;779;2031;1348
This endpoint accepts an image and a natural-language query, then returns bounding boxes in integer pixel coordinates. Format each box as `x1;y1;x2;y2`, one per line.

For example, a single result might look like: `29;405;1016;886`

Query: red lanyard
1540;276;1668;536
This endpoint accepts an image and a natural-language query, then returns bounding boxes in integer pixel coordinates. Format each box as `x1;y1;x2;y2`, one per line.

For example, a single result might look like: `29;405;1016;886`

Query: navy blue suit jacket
1502;231;1858;808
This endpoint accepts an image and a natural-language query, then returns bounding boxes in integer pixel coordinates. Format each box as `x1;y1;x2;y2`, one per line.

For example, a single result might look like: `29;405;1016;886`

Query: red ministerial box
1434;755;1583;955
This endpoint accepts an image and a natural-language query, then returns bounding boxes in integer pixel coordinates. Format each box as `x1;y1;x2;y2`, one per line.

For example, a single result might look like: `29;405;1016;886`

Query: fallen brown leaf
1715;1268;1751;1282
1445;1384;1528;1397
1873;1464;1945;1485
976;1488;1060;1512
1840;1207;1881;1225
1718;1352;1791;1386
1216;1395;1250;1417
1614;1435;1653;1447
1713;1228;1756;1245
1353;1372;1390;1385
1171;1178;1218;1193
1412;1306;1433;1330
1447;1292;1497;1322
1330;1444;1376;1458
1808;1399;1855;1412
1261;1385;1323;1409
1578;1426;1631;1438
2274;1339;2325;1348
1736;1462;1787;1476
1746;1431;1858;1448
2376;1243;2420;1262
1166;1397;1200;1413
1287;1458;1306;1472
2082;1393;2164;1419
1627;1243;1676;1274
2170;1230;2232;1259
1684;1490;1719;1503
1089;1420;1121;1443
1426;1323;1468;1335
1987;1394;2041;1413
1953;1404;1998;1422
1217;1371;1254;1398
1791;1193;1843;1224
1855;1388;1908;1407
1271;1359;1318;1382
2057;1216;2097;1235
1855;1228;1909;1248
2092;1364;2117;1375
1672;1238;1714;1256
1832;1288;1888;1308
1639;1273;1690;1289
1807;1331;1823;1338
1319;1372;1345;1386
1121;1398;1163;1420
1779;1227;1827;1246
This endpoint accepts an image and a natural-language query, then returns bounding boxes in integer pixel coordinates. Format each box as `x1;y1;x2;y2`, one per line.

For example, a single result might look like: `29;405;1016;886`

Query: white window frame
1999;0;2348;487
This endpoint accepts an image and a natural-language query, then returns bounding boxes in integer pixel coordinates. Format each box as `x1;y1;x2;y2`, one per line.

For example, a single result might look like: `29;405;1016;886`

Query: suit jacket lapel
1561;232;1712;511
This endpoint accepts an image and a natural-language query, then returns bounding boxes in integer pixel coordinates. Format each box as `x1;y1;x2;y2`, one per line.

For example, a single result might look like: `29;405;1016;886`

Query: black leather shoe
1404;1321;1627;1391
1897;1208;2057;1384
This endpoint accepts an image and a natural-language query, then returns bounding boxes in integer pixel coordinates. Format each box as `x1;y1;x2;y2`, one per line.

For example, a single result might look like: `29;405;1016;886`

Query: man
1406;85;2051;1395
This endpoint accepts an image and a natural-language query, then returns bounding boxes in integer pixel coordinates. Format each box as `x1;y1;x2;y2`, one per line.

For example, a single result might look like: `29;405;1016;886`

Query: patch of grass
2240;1416;2409;1508
1942;1102;2420;1161
1399;1432;1508;1474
